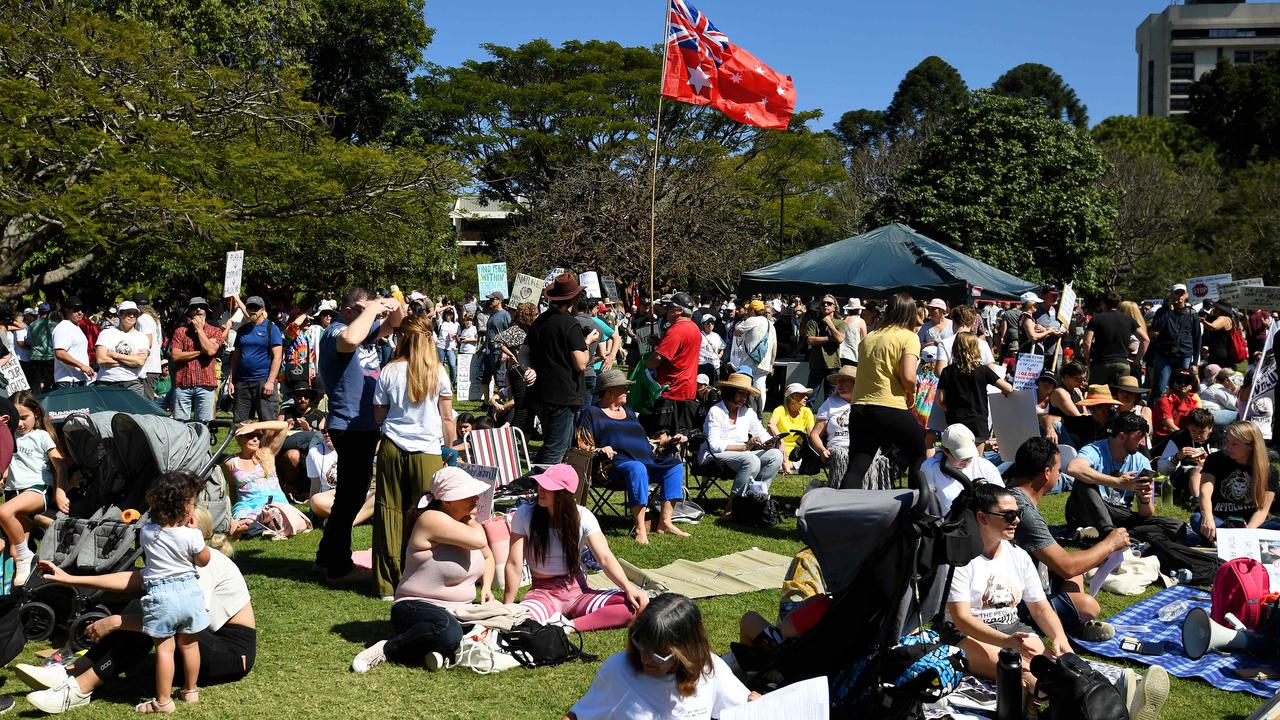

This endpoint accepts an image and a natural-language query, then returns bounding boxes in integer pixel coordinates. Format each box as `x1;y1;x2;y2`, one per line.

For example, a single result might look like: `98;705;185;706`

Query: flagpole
649;0;669;308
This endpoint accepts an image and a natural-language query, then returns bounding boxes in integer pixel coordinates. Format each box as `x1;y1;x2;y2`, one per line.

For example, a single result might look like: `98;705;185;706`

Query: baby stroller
19;412;234;649
735;465;984;719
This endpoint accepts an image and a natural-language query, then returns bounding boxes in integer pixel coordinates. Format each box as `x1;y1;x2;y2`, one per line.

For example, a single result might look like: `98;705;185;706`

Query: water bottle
1171;568;1193;586
996;647;1023;720
1157;598;1192;622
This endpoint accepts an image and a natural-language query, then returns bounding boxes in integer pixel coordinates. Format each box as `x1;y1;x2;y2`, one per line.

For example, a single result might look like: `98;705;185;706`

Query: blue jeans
534;404;579;464
385;599;463;665
611;460;685;507
437;348;457;383
715;449;785;496
172;386;216;422
1150;352;1192;398
1190;512;1280;543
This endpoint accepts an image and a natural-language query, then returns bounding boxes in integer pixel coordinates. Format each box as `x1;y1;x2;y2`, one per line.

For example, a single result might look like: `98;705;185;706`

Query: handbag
455;626;522;674
259;502;312;538
497;619;595;669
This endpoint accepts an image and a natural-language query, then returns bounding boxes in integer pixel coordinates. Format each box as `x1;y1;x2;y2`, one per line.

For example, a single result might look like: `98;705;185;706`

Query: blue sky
423;0;1174;128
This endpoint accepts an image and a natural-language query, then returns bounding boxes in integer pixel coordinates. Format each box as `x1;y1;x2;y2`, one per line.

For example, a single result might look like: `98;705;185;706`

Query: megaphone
1182;607;1263;659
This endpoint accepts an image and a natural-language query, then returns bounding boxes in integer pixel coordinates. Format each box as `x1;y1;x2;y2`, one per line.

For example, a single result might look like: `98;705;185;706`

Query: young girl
938;333;1013;452
137;471;211;713
2;392;66;585
457;313;479;356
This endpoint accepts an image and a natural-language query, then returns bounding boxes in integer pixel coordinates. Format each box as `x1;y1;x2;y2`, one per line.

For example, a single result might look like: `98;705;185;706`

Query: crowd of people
2;274;1277;717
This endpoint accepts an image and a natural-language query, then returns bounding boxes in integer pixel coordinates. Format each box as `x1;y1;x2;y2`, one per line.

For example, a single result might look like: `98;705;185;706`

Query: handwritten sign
223;250;244;298
600;276;620;301
1187;273;1233;303
579;271;602;299
0;355;29;394
477;262;509;300
1218;278;1264;303
1056;282;1076;328
1233;285;1280;312
509;273;544;307
456;462;501;523
1013;353;1046;391
544;267;565;284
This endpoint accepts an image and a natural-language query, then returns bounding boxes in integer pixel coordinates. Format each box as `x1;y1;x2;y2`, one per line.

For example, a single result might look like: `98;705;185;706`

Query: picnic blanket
585;548;792;599
1076;584;1280;697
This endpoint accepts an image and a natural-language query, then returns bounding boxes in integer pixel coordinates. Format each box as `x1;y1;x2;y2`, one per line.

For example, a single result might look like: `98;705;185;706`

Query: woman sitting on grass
565;593;755;720
504;464;647;631
223;421;290;534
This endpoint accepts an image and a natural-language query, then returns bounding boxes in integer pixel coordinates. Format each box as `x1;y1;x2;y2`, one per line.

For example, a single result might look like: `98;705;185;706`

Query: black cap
64;295;83;309
132;292;149;305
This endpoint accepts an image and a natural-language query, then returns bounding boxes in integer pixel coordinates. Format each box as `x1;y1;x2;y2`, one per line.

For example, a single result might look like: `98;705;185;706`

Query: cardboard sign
601;276;620;302
579;271;602;299
456;462;501;523
1218;278;1264;302
0;355;29;394
223;250;244;298
1056;283;1076;327
544;267;565;284
457;353;488;402
1234;285;1280;312
477;262;509;300
509;273;544;307
635;325;655;355
1186;273;1233;302
1013;353;1045;391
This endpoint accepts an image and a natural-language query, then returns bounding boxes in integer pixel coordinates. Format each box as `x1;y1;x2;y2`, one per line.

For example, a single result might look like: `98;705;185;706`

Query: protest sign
1013;353;1045;391
457;353;488;402
1234;285;1280;313
579;271;603;299
1218;278;1264;302
456;462;501;523
1242;322;1277;421
990;390;1038;462
509;273;543;307
1217;528;1280;590
544;267;565;284
1186;273;1232;303
1056;283;1076;327
635;325;655;355
600;276;620;301
223;250;244;298
0;356;29;394
477;262;509;299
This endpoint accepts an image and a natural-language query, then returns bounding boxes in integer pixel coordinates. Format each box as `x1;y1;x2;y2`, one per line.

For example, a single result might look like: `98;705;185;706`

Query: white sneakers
15;663;68;691
26;680;91;714
1127;665;1170;720
424;651;454;672
13;553;33;587
350;640;387;673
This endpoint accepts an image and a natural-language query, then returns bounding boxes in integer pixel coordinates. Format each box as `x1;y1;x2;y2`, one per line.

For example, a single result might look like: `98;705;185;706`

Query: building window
1170;82;1193;96
1170;98;1193;112
1170;51;1195;64
1236;50;1253;63
1257;51;1272;61
1147;60;1155;116
1170;66;1195;80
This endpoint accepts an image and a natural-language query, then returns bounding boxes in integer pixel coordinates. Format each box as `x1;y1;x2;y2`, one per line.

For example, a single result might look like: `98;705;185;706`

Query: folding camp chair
463;425;532;489
685;432;736;502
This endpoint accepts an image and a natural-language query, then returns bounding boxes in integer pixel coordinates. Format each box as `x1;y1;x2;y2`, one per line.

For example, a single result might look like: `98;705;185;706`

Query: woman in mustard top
768;383;815;474
845;293;926;488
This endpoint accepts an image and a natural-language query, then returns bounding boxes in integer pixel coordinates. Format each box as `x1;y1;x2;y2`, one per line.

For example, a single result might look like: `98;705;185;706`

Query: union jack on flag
669;0;730;68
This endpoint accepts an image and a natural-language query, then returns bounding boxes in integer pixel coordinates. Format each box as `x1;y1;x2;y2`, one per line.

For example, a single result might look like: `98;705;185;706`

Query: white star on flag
753;65;765;74
729;72;743;84
759;97;769;106
776;85;786;95
687;65;711;94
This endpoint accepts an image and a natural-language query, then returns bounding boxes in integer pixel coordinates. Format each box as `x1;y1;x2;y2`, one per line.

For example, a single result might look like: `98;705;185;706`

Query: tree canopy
884;56;968;137
992;63;1088;129
1188;55;1280;167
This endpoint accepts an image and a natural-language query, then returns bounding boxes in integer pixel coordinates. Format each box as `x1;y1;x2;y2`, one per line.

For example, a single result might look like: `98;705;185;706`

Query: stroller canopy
797;487;918;594
111;414;212;479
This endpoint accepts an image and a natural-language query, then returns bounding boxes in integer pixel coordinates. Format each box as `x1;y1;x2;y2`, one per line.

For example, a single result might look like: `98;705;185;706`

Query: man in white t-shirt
920;424;1004;516
52;296;94;388
132;293;164;397
811;366;854;487
94;301;150;395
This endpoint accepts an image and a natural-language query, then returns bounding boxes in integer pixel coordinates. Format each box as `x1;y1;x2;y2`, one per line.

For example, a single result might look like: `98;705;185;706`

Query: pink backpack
259;502;313;538
1212;557;1270;629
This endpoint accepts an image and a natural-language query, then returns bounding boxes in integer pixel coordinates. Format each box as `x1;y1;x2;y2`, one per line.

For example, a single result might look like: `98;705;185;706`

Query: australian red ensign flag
661;0;796;130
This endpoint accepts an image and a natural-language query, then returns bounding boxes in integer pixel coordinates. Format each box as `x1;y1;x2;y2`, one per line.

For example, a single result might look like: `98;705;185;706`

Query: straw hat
595;368;633;393
826;365;858;385
1109;375;1150;398
717;372;760;397
1078;384;1121;407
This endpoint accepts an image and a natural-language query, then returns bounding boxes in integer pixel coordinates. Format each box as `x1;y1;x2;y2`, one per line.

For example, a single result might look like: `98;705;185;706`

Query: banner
1056;282;1076;328
0;355;29;394
1234;285;1280;313
1186;273;1232;303
1218;278;1264;303
477;262;509;300
223;250;244;298
1013;353;1045;391
600;276;620;302
509;273;544;307
579;271;603;299
1242;321;1278;421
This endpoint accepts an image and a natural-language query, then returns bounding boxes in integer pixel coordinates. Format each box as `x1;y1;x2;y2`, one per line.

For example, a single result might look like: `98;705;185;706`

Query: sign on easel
223;250;244;298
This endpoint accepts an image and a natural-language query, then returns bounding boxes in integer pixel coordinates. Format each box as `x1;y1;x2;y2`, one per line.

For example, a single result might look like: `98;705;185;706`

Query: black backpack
733;490;781;527
497;619;595;669
1029;653;1127;720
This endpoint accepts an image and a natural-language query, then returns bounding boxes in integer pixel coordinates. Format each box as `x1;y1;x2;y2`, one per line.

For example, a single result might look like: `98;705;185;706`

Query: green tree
831;109;890;154
0;1;460;301
992;63;1089;129
884;56;968;137
874;91;1114;288
1189;55;1280;166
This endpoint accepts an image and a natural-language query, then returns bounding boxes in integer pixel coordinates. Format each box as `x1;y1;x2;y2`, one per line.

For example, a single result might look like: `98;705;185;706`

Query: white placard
0;355;29;394
477;262;509;300
1056;282;1076;327
1234;285;1280;312
990;389;1039;462
1013;353;1045;391
509;273;544;307
722;676;829;720
1217;528;1280;590
1187;273;1233;303
579;271;602;299
456;462;501;523
1218;278;1264;302
455;352;472;400
223;250;244;299
544;267;565;284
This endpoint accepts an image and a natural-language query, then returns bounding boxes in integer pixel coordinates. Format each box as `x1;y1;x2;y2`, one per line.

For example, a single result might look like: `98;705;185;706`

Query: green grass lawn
14;417;1270;718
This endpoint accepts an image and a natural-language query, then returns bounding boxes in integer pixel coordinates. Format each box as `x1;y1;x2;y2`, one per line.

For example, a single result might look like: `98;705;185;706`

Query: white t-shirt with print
816;395;851;450
948;540;1045;627
95;326;149;382
510;503;600;578
372;361;453;454
52;320;89;383
136;312;163;375
9;429;54;493
306;443;338;497
569;652;749;720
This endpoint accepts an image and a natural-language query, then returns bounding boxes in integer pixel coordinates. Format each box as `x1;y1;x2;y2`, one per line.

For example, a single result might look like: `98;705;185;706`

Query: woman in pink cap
504;464;647;630
350;466;494;673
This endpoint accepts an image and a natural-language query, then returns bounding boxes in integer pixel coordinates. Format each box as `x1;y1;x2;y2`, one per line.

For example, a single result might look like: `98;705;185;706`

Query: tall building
1136;1;1280;117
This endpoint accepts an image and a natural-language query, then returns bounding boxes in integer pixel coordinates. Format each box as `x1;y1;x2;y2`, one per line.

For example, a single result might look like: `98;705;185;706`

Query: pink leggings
519;575;635;632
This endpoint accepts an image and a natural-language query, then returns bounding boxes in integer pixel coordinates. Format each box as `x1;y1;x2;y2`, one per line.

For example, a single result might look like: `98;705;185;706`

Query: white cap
116;301;139;313
408;291;427;302
696;373;711;386
1171;283;1188;294
940;424;978;461
920;346;939;362
784;382;812;397
1019;291;1043;304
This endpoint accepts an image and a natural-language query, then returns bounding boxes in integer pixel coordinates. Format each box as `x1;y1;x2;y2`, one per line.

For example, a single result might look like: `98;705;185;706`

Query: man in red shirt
645;292;702;436
168;297;226;423
1152;369;1200;442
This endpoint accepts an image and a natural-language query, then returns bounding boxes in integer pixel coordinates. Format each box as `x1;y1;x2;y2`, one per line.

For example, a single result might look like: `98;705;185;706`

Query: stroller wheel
69;609;109;651
19;601;56;642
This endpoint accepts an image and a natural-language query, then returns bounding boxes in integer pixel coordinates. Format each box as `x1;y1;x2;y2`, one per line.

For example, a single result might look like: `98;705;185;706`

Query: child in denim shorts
137;472;211;713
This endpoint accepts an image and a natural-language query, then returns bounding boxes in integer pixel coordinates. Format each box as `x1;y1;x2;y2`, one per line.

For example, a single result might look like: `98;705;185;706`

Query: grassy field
11;421;1270;719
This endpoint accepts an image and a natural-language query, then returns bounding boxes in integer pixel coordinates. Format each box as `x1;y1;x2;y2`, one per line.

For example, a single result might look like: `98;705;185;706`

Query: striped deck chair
463;426;531;488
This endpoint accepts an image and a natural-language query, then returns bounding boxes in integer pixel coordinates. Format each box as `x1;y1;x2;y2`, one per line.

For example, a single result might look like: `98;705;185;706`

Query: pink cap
531;464;579;494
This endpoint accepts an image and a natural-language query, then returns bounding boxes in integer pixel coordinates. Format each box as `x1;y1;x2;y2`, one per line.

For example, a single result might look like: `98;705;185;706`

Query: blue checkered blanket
1075;584;1280;697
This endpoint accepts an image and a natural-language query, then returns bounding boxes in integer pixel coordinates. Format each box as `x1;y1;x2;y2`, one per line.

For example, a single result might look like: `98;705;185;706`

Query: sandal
177;689;199;704
135;698;176;713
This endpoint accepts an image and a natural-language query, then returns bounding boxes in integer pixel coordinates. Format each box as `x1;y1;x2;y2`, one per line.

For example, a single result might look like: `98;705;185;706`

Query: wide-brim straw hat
827;365;858;385
1110;375;1150;398
717;372;760;397
1078;384;1121;407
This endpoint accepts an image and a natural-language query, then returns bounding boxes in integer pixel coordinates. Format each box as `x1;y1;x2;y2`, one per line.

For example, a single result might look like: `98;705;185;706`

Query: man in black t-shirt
527;273;593;464
1082;292;1148;387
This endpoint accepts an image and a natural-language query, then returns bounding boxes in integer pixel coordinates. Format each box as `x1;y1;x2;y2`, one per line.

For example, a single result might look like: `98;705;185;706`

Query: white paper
1234;285;1280;313
579;271;602;299
456;462;500;522
0;355;29;394
1218;278;1264;302
721;676;828;720
1056;282;1076;327
1089;550;1125;596
1217;528;1280;590
223;250;244;298
1012;353;1045;391
989;389;1038;463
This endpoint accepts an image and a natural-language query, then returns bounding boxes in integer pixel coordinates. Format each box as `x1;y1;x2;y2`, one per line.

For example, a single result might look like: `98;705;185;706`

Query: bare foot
656;524;690;537
634;533;650;545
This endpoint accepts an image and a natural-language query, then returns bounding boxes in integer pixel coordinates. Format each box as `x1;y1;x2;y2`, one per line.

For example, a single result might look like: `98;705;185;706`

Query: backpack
1029;653;1127;720
497;619;595;669
1230;327;1249;364
732;490;780;527
1212;557;1270;629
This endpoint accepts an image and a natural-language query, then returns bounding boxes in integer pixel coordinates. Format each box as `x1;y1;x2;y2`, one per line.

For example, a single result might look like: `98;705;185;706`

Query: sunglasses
631;636;674;664
982;509;1021;525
